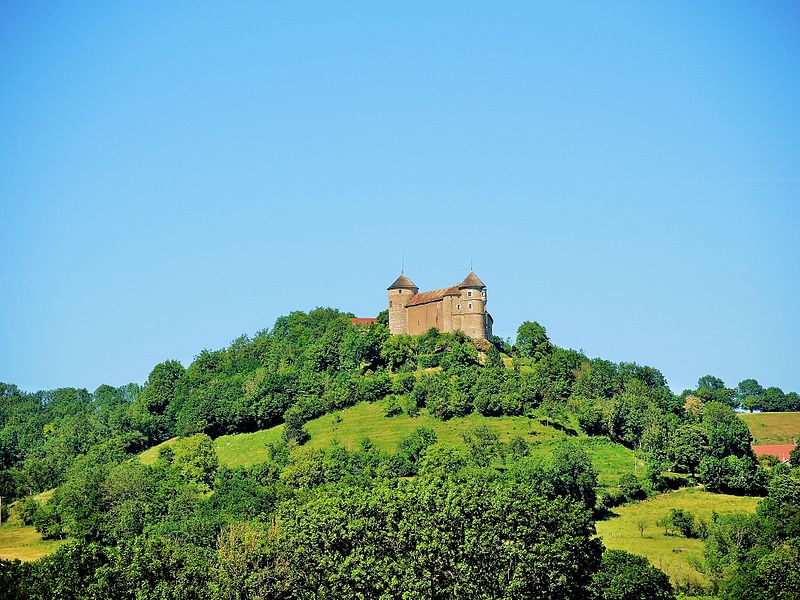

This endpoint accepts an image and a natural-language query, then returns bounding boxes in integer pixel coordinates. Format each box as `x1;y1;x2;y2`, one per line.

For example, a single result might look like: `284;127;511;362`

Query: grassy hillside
596;488;759;588
140;402;642;490
0;489;64;562
740;411;800;444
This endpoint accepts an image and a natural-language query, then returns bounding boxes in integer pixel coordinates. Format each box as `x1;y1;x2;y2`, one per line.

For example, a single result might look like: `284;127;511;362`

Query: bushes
601;474;648;509
265;477;603;599
17;496;38;526
589;550;674;600
656;508;701;538
699;455;765;495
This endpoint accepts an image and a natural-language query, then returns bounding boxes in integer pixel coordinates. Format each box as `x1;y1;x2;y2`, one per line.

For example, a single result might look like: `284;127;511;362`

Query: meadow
140;401;642;491
0;491;64;562
596;488;759;589
740;411;800;444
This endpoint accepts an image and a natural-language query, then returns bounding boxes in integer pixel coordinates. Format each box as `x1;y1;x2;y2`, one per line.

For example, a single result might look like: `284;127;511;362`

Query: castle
387;271;493;340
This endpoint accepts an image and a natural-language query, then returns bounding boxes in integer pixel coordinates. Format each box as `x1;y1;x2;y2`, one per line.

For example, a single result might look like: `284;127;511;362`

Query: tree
761;386;788;412
695;376;738;408
549;439;599;510
791;445;800;468
213;522;271;600
172;434;219;490
440;339;478;372
461;424;502;467
672;424;708;475
396;427;437;475
656;508;697;538
380;334;417;371
281;405;310;446
486;344;504;368
515;321;552;361
262;477;603;598
720;539;800;600
698;455;764;495
737;379;764;406
138;360;185;419
701;402;753;459
697;375;725;391
588;550;674;600
683;395;704;420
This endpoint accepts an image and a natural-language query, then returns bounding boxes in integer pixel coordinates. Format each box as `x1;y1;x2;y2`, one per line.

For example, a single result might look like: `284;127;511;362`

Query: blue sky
1;2;798;395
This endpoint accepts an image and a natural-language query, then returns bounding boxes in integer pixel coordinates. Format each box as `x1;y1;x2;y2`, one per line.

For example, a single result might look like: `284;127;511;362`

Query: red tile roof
753;444;797;462
351;317;378;324
406;286;461;307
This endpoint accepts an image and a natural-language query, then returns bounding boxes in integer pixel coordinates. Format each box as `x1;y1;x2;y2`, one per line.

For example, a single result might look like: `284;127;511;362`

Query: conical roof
458;271;485;288
388;273;418;290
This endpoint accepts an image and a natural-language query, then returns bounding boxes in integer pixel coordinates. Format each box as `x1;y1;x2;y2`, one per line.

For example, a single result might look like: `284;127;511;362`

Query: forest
1;308;799;599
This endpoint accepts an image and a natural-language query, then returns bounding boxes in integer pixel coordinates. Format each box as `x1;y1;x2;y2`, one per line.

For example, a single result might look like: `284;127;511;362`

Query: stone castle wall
388;283;489;340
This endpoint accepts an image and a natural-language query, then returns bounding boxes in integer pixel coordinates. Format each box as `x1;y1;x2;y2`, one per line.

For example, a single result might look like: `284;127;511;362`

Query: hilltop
1;307;799;599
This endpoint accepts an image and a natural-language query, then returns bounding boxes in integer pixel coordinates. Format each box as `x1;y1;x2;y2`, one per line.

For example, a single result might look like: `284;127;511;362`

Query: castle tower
457;271;488;340
387;273;418;335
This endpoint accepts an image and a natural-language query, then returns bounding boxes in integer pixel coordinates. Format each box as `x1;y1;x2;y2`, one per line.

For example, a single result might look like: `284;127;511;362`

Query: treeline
684;374;800;413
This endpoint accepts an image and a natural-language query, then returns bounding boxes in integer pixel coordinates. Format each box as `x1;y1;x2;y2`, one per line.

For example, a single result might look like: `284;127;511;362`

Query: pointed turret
458;271;485;289
388;273;418;291
387;273;418;335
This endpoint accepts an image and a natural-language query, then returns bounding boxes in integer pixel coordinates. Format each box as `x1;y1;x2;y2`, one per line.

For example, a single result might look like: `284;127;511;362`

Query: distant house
351;317;378;325
752;444;797;463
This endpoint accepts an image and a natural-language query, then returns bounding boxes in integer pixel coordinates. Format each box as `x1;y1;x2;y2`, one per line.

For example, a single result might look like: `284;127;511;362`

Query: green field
140;402;642;490
596;488;759;588
740;411;800;445
0;491;64;562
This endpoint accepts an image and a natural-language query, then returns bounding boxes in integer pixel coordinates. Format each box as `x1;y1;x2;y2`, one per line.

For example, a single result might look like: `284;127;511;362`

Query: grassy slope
596;488;759;587
740;411;800;445
0;489;64;562
140;402;642;490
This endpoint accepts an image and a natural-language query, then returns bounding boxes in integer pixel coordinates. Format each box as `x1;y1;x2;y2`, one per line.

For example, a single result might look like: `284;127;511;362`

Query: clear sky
1;2;798;395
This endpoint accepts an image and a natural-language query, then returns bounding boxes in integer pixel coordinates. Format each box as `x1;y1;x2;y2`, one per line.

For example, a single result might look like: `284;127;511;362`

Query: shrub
657;508;698;538
589;549;674;600
382;395;402;418
17;497;39;526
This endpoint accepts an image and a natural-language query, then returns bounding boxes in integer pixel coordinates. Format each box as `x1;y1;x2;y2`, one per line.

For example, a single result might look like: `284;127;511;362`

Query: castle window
457;304;461;310
467;291;472;297
390;301;393;307
468;302;473;309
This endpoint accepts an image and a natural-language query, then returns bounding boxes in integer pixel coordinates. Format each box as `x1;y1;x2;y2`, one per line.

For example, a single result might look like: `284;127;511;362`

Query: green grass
139;427;285;468
596;488;759;588
139;438;177;465
0;491;64;562
214;426;284;467
740;411;800;445
138;402;642;490
0;523;65;562
305;402;561;451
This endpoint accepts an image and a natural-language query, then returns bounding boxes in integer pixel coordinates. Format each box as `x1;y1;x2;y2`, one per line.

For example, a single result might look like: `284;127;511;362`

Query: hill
141;401;642;492
740;411;800;444
2;308;794;597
